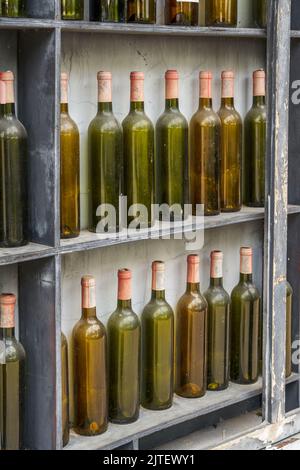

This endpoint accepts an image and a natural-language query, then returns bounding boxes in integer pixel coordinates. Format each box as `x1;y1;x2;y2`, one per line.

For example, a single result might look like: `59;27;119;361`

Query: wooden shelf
0;18;56;30
0;243;54;266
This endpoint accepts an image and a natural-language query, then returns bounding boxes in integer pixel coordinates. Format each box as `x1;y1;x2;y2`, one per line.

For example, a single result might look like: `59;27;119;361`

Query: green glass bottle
286;281;293;379
230;247;260;385
243;70;267;208
61;0;84;20
204;251;230;391
88;72;122;233
123;72;154;229
165;0;199;26
61;332;69;447
190;71;221;216
156;70;188;222
141;261;174;410
0;0;26;17
253;0;267;28
205;0;237;27
175;255;208;398
127;0;156;23
0;71;28;248
73;276;108;436
218;71;242;213
97;0;126;22
0;294;26;450
60;73;80;239
108;269;141;424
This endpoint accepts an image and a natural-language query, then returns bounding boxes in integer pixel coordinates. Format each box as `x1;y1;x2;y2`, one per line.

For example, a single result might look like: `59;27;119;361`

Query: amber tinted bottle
204;251;230;391
175;255;208;398
218;71;242;213
230;248;260;385
61;332;69;447
165;0;199;26
0;0;26;17
190;71;221;216
60;73;80;239
127;0;156;23
286;281;293;379
141;262;174;410
108;270;141;423
73;276;108;436
205;0;237;27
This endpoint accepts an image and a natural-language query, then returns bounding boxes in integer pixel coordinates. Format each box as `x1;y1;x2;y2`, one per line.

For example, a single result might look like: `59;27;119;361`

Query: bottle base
231;377;259;386
0;239;29;248
141;402;173;411
109;415;139;425
73;424;108;437
207;383;229;392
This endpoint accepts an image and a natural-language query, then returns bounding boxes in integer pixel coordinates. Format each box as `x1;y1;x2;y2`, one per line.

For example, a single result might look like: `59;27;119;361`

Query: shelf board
0;18;56;30
60;205;300;255
66;374;300;451
0;242;54;266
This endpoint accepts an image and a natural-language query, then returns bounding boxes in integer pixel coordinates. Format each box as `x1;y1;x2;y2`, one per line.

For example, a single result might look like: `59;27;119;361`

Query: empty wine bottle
218;71;242;213
97;0;126;22
141;261;174;410
61;0;84;20
175;255;208;398
123;72;154;228
205;0;237;27
230;248;260;385
286;281;293;379
108;269;141;424
0;71;28;248
156;70;188;221
61;332;69;448
243;70;267;208
165;0;199;26
0;294;26;450
253;0;267;28
73;276;108;436
204;251;230;391
88;72;122;233
127;0;156;23
60;73;80;239
0;0;26;17
190;71;221;216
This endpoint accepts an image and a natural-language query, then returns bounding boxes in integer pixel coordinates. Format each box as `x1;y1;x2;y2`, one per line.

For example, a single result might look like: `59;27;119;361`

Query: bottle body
204;251;230;391
175;255;208;398
156;71;188;221
230;248;260;385
165;0;199;26
98;0;126;22
73;277;108;436
253;0;267;28
0;0;26;17
61;332;69;447
243;70;267;208
123;72;154;228
190;72;221;216
60;73;80;239
286;281;293;379
127;0;156;23
0;294;26;450
89;72;122;233
61;0;84;20
141;262;174;410
205;0;237;27
0;72;28;248
218;71;242;212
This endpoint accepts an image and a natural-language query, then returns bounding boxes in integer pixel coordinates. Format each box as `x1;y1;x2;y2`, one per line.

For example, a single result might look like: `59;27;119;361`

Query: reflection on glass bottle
97;0;126;22
127;0;156;23
0;0;26;17
165;0;199;26
253;0;267;28
61;0;84;20
205;0;237;27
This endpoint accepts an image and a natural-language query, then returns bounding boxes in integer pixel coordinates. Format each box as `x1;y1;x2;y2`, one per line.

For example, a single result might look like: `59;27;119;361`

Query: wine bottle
61;332;69;448
88;72;122;233
243;70;267;208
218;70;242;213
141;261;174;410
286;281;293;379
253;0;267;28
205;0;237;27
190;71;221;216
0;294;25;450
97;0;126;22
0;0;26;17
165;0;199;26
61;0;84;20
175;255;208;398
155;70;188;221
230;248;260;385
0;71;28;248
123;72;154;229
204;251;230;391
108;269;141;423
60;73;80;239
73;276;108;436
127;0;156;23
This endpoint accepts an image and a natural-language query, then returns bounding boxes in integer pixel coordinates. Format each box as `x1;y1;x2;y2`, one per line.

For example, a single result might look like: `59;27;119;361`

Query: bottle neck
210;277;223;288
98;102;113;113
4;102;16;116
81;307;97;319
253;95;266;107
151;290;166;301
117;299;132;309
187;282;200;294
221;97;234;108
60;103;69;114
199;97;212;109
165;98;179;111
240;273;253;283
0;327;15;339
130;101;144;112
